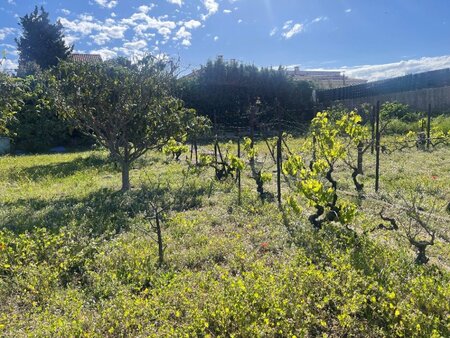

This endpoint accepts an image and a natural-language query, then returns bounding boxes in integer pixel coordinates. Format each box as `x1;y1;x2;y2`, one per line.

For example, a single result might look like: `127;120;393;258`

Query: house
69;53;102;63
287;66;367;89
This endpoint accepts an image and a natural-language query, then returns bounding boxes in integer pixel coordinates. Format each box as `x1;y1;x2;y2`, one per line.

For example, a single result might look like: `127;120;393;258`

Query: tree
0;71;23;137
179;58;313;127
8;70;73;152
55;55;205;191
16;6;72;72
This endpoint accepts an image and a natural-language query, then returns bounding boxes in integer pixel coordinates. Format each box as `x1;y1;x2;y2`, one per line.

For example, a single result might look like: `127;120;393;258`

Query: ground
0;139;449;337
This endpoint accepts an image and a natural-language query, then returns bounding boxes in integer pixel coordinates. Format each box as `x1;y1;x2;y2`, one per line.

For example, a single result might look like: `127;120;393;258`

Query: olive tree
55;55;202;191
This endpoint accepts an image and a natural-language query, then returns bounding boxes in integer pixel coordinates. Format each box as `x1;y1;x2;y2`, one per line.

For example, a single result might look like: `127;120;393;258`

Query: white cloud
312;16;328;23
79;14;95;21
0;58;17;72
183;19;201;29
174;26;191;40
90;48;117;60
138;5;154;13
269;27;278;37
94;0;118;9
167;0;184;6
123;39;147;50
61;9;71;15
202;0;219;20
304;55;450;82
213;35;219;41
237;19;243;24
0;27;17;41
282;20;293;30
59;16;128;45
63;35;79;46
173;26;196;47
121;12;176;39
345;9;352;13
282;23;304;39
223;9;232;14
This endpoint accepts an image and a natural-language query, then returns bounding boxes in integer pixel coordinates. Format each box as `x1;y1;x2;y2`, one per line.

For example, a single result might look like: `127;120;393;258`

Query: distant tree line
179;58;314;129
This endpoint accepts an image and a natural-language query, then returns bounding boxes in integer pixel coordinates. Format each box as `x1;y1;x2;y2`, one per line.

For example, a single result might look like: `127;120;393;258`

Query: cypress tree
16;6;72;71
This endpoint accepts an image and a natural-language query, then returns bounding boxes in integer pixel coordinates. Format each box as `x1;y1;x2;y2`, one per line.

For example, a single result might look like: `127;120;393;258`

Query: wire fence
317;68;450;102
185;98;450;233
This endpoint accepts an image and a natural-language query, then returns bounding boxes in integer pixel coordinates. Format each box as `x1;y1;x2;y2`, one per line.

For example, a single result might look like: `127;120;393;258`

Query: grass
0;140;449;337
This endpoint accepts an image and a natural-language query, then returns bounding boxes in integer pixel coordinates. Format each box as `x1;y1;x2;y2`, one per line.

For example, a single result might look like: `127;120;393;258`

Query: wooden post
427;103;431;149
371;105;376;154
357;141;364;175
194;138;198;165
276;103;282;208
250;104;256;152
237;136;242;206
155;210;164;268
375;101;381;193
214;135;218;178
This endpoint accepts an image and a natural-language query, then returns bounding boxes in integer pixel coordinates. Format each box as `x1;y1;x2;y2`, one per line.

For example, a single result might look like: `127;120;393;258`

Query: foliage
243;136;274;200
199;141;244;181
0;73;23;137
54;55;204;191
179;58;314;127
16;6;72;72
380;102;412;121
162;136;189;161
0;143;449;337
284;111;367;228
433;115;450;133
7;70;74;152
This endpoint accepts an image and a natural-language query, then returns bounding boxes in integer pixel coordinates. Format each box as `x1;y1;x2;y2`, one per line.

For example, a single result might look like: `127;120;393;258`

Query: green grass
0;141;449;337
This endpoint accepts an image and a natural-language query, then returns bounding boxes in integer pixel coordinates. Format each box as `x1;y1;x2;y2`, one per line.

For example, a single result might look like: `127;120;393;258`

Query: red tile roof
69;54;103;63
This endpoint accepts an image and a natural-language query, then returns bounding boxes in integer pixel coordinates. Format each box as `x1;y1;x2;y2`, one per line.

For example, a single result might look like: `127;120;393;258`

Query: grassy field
0;139;449;337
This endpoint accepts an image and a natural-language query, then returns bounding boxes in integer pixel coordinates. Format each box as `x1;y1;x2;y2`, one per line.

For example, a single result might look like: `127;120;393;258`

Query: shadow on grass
8;154;118;182
1;177;210;235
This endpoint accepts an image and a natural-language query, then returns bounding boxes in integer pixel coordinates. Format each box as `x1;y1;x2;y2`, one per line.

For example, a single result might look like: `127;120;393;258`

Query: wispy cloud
282;22;304;39
167;0;184;6
94;0;118;9
311;16;328;24
345;9;352;13
0;27;17;41
301;55;450;82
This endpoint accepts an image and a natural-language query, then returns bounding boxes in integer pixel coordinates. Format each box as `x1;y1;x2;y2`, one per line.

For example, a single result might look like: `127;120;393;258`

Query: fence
317;68;450;106
189;101;448;208
187;117;450;247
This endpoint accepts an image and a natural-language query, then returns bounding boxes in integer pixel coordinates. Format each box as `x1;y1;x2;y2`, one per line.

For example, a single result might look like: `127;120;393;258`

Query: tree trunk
155;212;164;268
121;160;130;192
357;141;364;175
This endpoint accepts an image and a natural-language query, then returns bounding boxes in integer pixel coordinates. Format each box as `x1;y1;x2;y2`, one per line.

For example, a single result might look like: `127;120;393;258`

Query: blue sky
1;0;450;80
